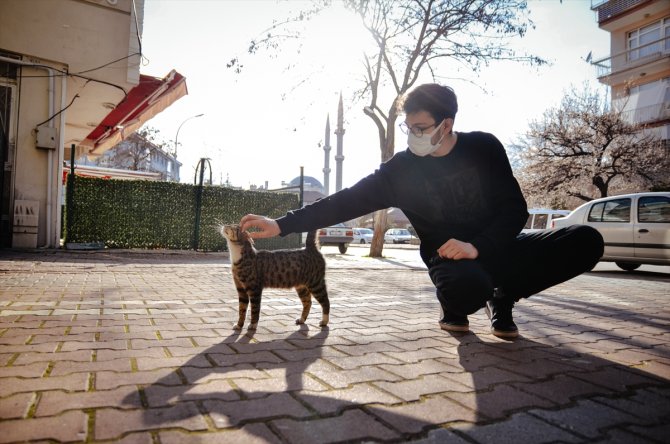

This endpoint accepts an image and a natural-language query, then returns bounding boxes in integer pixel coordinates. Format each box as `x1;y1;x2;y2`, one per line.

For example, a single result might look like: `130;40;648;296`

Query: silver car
552;192;670;271
352;228;374;244
384;228;413;244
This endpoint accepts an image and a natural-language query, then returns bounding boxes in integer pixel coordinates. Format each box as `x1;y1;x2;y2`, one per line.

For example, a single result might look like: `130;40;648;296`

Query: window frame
627;17;670;61
587;198;632;223
638;196;670;223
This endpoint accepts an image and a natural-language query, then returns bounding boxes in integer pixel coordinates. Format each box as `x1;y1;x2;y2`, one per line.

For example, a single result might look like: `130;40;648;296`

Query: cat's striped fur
221;224;329;330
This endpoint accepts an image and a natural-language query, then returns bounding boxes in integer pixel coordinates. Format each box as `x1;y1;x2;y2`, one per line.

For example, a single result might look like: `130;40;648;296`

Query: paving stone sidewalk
0;249;668;443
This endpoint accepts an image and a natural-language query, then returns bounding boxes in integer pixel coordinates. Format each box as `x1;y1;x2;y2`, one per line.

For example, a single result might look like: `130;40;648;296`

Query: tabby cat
221;224;329;330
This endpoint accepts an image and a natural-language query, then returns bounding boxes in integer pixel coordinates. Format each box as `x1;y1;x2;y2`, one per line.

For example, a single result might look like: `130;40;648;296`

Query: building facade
0;0;185;248
78;132;181;182
592;0;669;146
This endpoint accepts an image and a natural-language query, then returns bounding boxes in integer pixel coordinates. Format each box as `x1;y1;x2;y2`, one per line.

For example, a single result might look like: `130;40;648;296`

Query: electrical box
36;126;57;150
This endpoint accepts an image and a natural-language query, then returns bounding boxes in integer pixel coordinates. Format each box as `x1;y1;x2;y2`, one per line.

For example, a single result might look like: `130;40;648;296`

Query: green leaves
64;176;300;251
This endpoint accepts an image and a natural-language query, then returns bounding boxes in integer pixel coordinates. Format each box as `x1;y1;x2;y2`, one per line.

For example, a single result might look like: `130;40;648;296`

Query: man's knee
566;225;604;262
430;261;492;314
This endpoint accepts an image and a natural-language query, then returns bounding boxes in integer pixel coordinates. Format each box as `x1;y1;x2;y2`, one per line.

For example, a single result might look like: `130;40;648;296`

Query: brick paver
0;249;668;443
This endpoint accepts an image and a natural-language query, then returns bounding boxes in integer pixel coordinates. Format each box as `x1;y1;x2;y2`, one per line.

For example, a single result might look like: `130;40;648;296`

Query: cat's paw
319;314;329;327
295;318;306;325
233;323;243;330
248;323;258;330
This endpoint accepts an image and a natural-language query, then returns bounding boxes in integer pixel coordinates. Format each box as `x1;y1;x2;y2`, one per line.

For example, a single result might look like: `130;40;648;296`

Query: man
241;83;604;338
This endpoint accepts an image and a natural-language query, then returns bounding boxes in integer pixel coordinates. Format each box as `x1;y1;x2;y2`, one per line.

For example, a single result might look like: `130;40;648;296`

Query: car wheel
338;243;348;254
359;239;365;244
615;262;641;271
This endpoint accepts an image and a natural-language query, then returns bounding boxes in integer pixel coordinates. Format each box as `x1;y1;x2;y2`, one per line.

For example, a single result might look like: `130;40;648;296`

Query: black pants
428;225;604;316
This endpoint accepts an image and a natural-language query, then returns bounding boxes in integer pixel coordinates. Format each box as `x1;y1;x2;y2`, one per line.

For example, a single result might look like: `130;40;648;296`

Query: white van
521;208;571;233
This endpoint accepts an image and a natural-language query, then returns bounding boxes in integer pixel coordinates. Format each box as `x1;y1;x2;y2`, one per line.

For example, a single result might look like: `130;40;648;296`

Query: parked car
384;228;413;244
552;192;670;271
352;228;374;244
521;208;571;233
318;223;354;254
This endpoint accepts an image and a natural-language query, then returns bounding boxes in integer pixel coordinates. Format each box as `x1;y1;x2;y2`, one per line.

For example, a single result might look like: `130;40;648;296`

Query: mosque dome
289;176;324;189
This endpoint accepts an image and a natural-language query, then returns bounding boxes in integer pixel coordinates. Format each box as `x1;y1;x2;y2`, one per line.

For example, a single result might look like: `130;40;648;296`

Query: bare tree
230;0;545;256
99;126;166;171
511;84;669;206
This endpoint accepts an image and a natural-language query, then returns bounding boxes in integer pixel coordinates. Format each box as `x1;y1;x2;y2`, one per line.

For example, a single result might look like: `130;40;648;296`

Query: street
0;247;668;443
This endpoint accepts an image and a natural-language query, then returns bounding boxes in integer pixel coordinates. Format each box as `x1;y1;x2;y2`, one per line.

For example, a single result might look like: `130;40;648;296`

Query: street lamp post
174;113;204;159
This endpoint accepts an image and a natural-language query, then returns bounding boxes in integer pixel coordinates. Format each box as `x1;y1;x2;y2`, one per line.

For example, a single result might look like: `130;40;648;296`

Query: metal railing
591;0;646;23
619;102;670;125
592;35;669;78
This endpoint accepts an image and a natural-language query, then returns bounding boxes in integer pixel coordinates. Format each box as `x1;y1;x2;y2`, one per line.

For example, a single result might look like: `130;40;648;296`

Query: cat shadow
121;326;669;443
120;325;450;442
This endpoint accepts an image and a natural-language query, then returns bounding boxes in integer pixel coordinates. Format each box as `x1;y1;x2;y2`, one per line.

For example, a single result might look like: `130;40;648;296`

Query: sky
139;0;610;190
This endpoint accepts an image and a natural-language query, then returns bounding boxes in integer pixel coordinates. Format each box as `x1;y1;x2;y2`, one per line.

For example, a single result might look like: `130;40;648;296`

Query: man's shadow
442;330;669;442
121;325;669;443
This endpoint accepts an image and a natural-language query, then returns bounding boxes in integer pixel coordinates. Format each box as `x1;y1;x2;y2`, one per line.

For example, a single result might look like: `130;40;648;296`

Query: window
588;198;631;222
524;215;533;229
628;78;663;95
638;196;670;223
532;214;548;230
628;17;669;61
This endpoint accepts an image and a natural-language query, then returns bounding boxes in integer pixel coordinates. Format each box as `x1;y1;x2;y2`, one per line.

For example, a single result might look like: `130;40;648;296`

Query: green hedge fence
64;175;301;251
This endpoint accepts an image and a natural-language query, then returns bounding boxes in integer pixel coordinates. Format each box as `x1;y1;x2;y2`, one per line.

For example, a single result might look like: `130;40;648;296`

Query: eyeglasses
399;121;441;137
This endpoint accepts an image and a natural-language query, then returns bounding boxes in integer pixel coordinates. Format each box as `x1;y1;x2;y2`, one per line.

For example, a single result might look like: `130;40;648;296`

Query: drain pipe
0;55;65;248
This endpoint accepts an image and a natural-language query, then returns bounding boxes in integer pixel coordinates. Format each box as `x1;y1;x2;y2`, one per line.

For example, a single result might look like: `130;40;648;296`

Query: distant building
77;132;181;182
280;175;326;206
591;0;669;148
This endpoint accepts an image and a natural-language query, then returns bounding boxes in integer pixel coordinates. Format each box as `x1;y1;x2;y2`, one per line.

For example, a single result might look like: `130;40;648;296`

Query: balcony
592;35;669;83
619;102;670;125
591;0;652;25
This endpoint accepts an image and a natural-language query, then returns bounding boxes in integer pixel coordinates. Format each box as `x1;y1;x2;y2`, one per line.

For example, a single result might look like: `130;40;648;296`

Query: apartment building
0;0;186;248
77;132;182;182
591;0;669;146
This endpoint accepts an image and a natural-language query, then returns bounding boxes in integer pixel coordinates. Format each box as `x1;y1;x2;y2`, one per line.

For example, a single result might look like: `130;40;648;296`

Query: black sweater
277;131;528;266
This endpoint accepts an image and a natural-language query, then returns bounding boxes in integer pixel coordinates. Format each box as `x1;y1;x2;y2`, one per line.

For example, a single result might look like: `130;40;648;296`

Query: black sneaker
485;290;519;338
439;310;469;332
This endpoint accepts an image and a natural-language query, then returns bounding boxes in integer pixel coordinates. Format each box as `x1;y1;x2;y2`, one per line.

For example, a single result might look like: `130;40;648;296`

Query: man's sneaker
485;292;519;338
439;310;469;332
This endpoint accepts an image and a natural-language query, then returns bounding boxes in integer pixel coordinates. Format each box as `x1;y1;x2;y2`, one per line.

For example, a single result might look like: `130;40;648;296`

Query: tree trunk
368;104;399;258
369;209;388;257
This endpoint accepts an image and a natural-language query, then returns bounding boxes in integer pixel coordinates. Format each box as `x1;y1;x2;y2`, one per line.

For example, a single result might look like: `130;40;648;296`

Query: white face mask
407;123;445;157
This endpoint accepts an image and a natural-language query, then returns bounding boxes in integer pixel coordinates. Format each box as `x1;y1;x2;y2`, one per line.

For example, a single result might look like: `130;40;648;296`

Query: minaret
323;114;332;196
334;92;345;192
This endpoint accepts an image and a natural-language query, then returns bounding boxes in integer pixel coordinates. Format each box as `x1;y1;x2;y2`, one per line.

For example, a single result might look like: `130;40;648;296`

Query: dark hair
401;83;458;122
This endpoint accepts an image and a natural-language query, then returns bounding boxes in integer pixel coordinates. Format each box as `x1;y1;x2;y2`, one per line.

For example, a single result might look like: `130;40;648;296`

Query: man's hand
437;239;479;260
239;214;281;239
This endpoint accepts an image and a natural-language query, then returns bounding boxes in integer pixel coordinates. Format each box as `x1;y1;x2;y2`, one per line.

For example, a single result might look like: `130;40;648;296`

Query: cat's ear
241;229;255;245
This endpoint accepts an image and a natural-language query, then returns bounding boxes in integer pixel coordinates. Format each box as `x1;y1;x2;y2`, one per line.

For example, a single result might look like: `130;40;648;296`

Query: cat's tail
305;230;319;251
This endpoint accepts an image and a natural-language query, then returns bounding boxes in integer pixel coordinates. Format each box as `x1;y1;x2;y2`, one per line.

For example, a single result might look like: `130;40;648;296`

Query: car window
524;215;533;229
638;196;670;223
532;214;548;229
588;198;631;222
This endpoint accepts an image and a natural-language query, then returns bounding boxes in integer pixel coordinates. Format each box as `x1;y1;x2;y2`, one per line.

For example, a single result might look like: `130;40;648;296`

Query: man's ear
444;117;455;134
